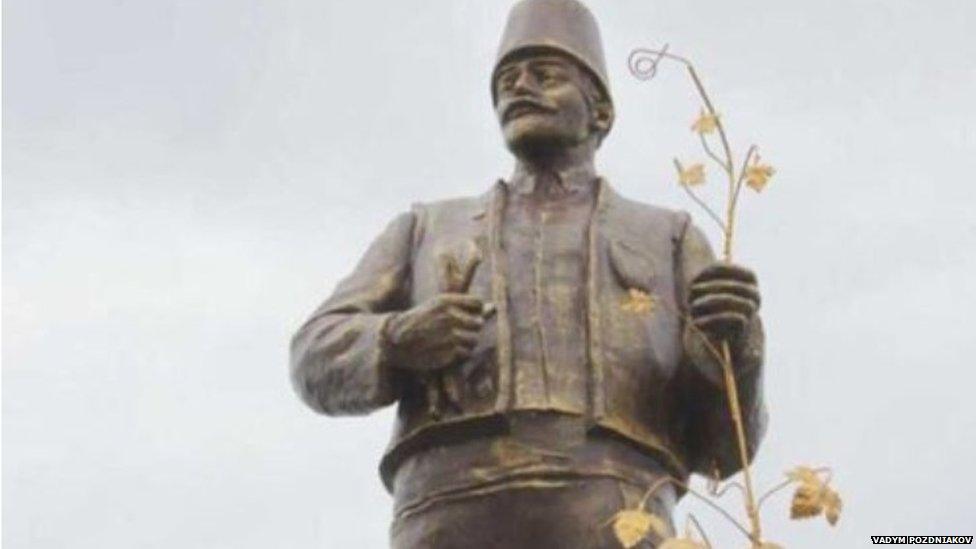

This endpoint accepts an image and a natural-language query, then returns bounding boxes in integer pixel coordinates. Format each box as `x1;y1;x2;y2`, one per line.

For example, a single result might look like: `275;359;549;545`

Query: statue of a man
291;0;767;546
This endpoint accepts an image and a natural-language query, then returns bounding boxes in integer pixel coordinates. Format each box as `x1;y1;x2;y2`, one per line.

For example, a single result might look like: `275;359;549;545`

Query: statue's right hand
384;294;485;373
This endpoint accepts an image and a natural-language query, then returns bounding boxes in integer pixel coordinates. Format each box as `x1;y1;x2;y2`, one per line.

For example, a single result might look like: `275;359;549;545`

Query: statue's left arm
674;213;768;479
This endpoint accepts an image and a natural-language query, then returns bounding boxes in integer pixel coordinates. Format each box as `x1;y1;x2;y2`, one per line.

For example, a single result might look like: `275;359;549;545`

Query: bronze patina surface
291;1;767;547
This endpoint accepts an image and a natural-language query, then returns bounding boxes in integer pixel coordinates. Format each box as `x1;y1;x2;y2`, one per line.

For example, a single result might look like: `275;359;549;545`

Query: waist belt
391;410;676;520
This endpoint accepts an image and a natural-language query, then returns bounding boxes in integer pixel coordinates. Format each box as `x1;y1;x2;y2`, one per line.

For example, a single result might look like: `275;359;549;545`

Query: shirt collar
507;163;598;198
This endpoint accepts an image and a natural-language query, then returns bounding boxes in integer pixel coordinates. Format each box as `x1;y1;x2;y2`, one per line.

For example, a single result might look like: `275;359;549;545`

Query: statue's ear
591;99;614;138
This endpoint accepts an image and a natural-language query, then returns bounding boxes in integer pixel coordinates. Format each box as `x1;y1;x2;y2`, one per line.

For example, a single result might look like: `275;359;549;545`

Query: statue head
492;0;614;156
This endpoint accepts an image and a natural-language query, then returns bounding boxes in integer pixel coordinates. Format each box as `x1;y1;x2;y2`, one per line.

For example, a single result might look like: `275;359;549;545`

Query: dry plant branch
706;475;747;501
699;133;729;174
616;44;839;549
631;45;766;543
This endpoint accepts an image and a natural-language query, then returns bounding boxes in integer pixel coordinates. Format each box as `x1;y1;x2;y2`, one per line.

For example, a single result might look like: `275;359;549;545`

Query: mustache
499;97;556;122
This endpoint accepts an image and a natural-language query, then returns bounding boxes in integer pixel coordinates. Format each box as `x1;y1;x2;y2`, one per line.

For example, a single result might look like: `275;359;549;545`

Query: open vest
379;179;692;488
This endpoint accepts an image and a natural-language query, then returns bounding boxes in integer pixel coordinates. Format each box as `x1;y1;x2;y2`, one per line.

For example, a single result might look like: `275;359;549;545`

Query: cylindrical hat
492;0;611;107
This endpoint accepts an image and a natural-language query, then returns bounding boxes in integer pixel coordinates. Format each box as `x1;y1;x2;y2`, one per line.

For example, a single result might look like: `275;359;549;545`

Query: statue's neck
509;144;598;196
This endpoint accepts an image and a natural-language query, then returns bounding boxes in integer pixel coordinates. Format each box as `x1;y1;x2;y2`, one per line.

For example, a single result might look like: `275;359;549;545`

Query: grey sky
4;0;975;547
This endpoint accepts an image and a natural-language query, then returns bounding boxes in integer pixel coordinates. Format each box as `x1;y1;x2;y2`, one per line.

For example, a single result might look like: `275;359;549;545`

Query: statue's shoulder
407;183;497;231
412;194;487;217
602;182;691;240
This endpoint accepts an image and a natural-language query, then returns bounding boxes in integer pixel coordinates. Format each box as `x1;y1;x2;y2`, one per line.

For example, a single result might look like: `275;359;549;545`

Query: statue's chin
504;124;578;158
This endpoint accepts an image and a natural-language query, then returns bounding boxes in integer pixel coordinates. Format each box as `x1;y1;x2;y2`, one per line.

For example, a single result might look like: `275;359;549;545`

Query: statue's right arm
289;212;417;416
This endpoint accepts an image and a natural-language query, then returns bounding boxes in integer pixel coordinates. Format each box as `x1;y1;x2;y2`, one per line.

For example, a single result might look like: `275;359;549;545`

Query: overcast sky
4;1;976;547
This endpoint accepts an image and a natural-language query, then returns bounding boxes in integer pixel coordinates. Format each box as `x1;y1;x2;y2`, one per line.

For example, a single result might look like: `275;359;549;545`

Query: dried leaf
659;538;706;549
790;481;823;519
744;158;775;193
621;288;656;315
691;109;720;135
678;162;706;186
823;487;843;526
611;509;668;548
787;466;843;526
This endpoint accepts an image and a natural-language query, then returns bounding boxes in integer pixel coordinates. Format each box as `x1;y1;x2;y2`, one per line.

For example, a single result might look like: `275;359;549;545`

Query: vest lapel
485;180;515;412
586;178;614;421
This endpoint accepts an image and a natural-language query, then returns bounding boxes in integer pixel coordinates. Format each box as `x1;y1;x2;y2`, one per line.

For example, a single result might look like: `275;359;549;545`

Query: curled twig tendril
627;44;670;81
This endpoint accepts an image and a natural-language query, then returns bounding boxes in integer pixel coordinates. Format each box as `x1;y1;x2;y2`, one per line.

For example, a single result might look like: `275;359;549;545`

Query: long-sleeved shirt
505;165;595;412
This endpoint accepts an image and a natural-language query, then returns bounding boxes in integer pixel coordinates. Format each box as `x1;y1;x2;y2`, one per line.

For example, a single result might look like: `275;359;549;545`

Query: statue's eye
536;67;564;87
498;71;518;92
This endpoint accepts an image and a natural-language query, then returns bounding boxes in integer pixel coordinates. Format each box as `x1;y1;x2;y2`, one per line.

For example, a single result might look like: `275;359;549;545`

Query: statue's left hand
688;262;760;352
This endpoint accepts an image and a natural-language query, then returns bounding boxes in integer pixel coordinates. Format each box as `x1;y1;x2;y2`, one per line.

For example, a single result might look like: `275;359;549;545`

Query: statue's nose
509;67;540;96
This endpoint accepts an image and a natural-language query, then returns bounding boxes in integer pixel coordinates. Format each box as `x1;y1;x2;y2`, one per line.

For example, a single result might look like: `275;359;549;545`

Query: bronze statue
291;1;766;546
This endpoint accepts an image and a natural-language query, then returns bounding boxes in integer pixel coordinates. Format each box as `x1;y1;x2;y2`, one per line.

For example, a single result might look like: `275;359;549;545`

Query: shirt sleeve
289;211;417;415
673;211;768;479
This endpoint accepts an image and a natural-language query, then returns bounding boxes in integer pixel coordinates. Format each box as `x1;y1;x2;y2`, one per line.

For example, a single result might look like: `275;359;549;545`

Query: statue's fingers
690;294;757;318
693;263;757;285
439;293;484;313
451;328;480;350
693;311;749;335
689;280;760;306
448;308;485;331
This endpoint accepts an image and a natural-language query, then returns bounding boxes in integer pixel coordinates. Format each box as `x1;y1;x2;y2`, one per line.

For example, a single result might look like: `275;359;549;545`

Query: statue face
494;52;595;154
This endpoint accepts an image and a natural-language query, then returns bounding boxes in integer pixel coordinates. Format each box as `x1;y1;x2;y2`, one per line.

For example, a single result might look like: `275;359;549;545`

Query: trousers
389;477;674;549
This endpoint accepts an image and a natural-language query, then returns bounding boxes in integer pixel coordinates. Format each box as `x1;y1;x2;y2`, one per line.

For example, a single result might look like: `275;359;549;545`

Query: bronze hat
492;0;612;108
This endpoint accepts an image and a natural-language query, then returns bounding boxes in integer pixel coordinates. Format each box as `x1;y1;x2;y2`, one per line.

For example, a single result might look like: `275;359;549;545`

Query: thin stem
707;477;748;501
755;479;793;511
677;480;753;540
726;145;758;252
656;298;726;368
685;66;735;183
638;476;673;509
673;159;725;231
637;475;753;540
699;133;731;175
720;340;762;546
682;184;726;232
686;514;714;549
654;298;764;546
658;297;762;545
756;466;833;510
732;145;759;201
821;467;834;485
633;466;757;543
684;64;737;261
